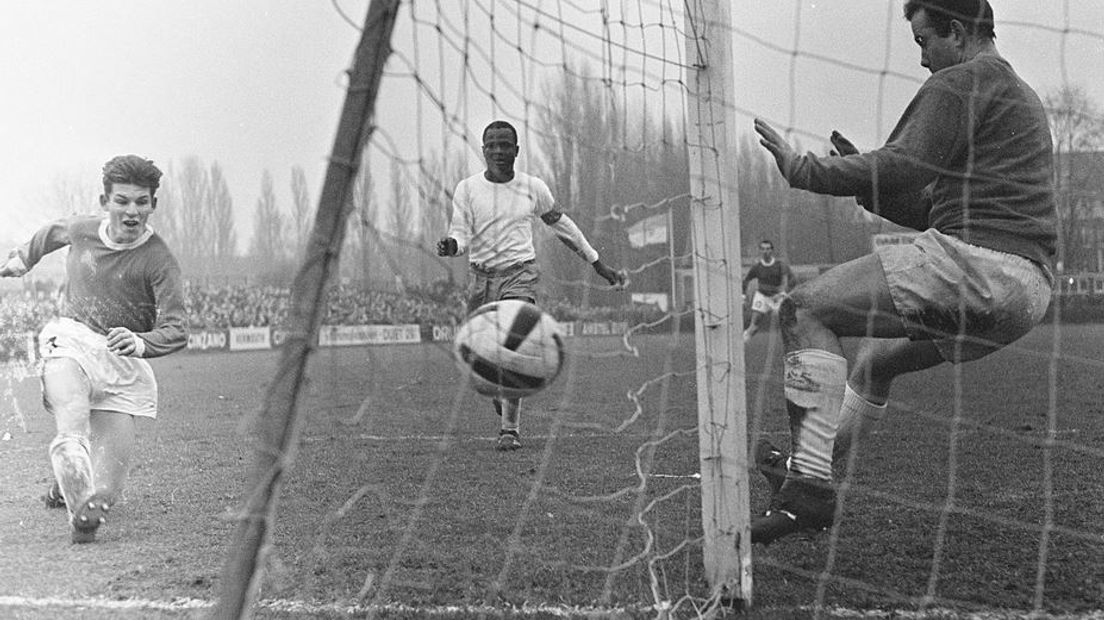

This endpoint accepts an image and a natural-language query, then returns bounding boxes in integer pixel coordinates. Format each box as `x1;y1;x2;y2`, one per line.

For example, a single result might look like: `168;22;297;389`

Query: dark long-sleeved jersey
16;215;186;358
782;53;1056;268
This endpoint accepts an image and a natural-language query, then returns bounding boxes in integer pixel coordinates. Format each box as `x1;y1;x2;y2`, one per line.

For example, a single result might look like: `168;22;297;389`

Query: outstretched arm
541;210;626;287
0;251;28;278
0;219;74;278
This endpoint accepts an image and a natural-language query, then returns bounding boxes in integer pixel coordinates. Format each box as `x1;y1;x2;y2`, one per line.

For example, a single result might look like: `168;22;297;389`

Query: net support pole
682;0;752;607
210;2;400;618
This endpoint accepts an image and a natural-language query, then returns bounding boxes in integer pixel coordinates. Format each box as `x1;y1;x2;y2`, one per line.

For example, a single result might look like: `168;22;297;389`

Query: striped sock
783;349;847;482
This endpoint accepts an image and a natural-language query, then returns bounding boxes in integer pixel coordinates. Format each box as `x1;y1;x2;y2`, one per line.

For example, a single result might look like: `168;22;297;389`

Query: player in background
741;240;794;344
0;155;187;543
750;0;1056;544
438;120;626;451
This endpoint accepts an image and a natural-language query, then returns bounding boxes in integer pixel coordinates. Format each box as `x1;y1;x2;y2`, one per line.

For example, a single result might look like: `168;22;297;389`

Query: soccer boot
754;439;788;497
751;475;836;545
43;480;66;510
70;494;110;544
495;429;521;451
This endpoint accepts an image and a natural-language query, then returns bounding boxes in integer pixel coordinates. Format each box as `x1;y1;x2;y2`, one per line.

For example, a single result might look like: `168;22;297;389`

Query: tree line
27;79;1099;300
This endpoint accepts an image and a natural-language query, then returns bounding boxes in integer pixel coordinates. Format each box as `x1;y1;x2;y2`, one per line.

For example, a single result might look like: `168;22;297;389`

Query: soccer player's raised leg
834;339;944;466
752;253;907;544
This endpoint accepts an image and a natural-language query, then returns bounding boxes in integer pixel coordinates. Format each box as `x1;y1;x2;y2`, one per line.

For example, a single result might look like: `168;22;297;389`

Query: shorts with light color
38;317;159;418
466;261;540;313
750;291;784;315
876;228;1054;363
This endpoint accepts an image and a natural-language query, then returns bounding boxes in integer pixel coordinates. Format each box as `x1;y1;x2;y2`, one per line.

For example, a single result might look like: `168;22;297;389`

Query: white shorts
39;318;159;418
750;291;784;315
876;229;1054;363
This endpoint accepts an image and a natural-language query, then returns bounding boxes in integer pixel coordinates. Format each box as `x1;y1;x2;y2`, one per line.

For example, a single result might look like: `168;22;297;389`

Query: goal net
207;0;1101;617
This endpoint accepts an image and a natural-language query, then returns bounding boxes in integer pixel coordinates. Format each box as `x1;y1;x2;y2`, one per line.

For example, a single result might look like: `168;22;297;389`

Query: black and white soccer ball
453;299;566;399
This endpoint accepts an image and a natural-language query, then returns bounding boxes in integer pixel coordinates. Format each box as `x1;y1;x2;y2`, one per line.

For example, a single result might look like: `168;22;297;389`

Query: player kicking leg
41;319;157;543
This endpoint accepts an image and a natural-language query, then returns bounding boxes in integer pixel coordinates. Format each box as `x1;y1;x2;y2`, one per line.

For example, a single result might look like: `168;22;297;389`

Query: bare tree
419;149;467;285
347;163;375;287
535;62;691;305
42;172;99;218
250;169;286;276
172;157;214;276
1046;85;1104;271
208;162;237;261
290;166;313;261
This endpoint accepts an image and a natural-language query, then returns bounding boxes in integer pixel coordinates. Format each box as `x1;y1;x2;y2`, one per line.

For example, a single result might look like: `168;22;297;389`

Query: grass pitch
0;325;1101;619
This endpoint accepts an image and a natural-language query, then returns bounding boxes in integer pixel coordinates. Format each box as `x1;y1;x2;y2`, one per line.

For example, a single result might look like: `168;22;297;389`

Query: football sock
784;349;847;482
49;433;93;516
501;398;520;434
833;383;887;464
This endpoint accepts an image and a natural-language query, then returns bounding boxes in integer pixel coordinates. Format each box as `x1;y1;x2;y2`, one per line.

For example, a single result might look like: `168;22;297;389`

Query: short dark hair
482;120;518;144
102;155;163;196
904;0;995;39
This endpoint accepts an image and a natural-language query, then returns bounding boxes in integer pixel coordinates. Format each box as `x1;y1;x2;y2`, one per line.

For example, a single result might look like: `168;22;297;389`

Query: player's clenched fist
436;237;458;257
592;260;627;290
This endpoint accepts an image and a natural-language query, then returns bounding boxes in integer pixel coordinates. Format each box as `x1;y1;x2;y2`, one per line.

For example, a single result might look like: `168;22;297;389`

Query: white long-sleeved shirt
448;171;556;270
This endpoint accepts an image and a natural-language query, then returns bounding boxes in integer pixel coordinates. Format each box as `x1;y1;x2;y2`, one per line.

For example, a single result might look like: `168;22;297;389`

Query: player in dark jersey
1;155;186;543
741;240;793;343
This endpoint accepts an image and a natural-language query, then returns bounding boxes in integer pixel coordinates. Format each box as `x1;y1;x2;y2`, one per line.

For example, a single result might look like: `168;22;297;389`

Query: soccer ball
453;299;566;399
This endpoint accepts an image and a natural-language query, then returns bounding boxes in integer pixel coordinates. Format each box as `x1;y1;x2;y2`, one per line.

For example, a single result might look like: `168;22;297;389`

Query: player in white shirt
438;120;625;451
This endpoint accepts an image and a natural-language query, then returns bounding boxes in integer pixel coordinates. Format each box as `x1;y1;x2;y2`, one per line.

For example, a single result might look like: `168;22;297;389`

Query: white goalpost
682;0;752;607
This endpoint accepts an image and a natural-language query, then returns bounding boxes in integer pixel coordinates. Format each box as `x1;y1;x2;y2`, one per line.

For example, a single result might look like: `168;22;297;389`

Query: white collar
759;257;776;267
98;217;154;251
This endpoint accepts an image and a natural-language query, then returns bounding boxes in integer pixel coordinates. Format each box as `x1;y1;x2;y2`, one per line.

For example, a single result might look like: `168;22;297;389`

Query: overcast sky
1;1;1101;248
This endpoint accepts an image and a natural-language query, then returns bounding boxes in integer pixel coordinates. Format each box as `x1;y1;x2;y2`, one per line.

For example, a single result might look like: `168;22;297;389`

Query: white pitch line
0;596;1099;620
0;595;646;617
302;432;657;443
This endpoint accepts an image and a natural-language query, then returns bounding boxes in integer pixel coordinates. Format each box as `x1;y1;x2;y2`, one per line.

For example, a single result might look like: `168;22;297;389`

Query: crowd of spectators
0;280;663;335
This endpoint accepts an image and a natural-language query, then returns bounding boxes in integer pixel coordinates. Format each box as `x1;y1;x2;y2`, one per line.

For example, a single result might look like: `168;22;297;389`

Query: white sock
501;398;520;434
784;349;847;482
49;433;93;516
833;384;887;463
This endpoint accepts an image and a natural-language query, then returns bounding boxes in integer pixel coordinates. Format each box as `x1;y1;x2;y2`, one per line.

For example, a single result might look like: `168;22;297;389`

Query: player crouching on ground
0;155;187;543
749;0;1056;544
438;120;625;451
